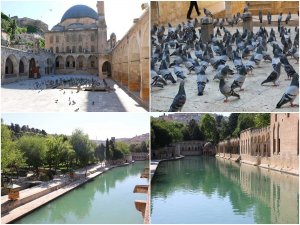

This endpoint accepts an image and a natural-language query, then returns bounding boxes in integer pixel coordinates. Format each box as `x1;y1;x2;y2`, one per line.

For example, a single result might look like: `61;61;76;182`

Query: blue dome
61;5;98;22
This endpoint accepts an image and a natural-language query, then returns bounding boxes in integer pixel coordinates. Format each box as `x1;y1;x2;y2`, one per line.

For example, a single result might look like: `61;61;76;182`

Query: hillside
91;133;149;145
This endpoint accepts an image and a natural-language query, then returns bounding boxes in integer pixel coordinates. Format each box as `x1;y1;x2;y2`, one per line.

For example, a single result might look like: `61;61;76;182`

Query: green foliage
200;114;218;143
129;141;148;153
18;135;47;172
233;114;256;136
26;25;37;33
95;143;105;162
70;129;95;166
39;38;45;48
184;119;204;141
151;118;173;148
254;113;270;128
1;124;26;172
115;142;129;155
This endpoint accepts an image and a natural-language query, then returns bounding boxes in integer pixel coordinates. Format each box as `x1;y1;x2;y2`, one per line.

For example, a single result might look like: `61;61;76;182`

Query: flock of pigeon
32;77;106;112
151;7;299;112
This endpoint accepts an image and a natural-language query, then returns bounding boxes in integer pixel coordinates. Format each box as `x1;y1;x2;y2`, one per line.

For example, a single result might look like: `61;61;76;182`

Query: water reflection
151;157;299;224
15;161;148;224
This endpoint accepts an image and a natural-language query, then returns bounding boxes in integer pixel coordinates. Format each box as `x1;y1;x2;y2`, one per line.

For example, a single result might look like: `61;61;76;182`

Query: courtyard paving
1;75;147;112
151;25;299;112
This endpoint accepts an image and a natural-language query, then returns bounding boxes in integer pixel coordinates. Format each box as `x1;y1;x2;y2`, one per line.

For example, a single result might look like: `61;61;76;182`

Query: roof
61;5;98;22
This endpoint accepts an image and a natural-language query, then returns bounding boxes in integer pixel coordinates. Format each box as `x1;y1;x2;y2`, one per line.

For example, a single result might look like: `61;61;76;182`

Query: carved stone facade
216;113;299;175
176;141;206;156
1;46;55;84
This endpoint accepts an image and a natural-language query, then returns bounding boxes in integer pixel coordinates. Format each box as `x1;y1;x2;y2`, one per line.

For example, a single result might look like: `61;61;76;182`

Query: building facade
216;113;299;175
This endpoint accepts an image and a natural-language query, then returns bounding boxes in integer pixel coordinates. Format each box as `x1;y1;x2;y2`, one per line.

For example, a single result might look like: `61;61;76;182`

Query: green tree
254;113;270;128
228;113;240;136
139;141;148;152
95;143;105;162
115;142;129;155
185;119;204;140
105;138;111;161
219;118;230;140
18;135;47;174
151;118;173;148
233;114;256;136
1;124;26;174
70;129;95;166
200;114;218;143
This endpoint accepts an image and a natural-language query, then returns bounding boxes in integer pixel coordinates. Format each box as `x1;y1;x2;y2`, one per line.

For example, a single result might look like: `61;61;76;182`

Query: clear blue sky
1;0;146;39
1;113;150;140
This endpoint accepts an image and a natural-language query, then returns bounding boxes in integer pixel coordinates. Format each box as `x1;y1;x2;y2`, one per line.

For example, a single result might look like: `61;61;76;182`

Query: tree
200;114;218;143
105;138;111;161
18;135;47;174
95;143;105;162
140;141;148;152
1;124;26;174
254;113;270;128
69;129;95;166
46;135;73;172
228;113;240;136
151;118;173;148
219;118;230;140
233;114;256;136
186;119;204;140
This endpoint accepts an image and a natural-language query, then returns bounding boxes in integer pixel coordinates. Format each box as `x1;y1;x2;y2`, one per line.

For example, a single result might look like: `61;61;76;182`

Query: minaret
97;1;107;54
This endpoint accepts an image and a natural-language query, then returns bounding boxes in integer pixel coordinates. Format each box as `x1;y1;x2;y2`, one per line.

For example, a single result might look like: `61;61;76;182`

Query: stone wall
110;7;149;102
132;152;149;161
270;113;299;172
1;46;55;84
176;140;206;156
151;1;226;25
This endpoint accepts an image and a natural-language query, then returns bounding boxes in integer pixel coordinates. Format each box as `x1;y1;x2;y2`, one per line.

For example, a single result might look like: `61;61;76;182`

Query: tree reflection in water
151;157;298;224
14;161;148;224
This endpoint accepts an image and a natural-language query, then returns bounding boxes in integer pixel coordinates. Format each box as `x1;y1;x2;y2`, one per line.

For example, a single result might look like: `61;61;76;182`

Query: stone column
200;16;214;43
242;13;253;32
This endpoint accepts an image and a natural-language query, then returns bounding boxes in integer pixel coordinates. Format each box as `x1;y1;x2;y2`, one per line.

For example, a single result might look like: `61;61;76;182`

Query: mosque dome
61;5;98;22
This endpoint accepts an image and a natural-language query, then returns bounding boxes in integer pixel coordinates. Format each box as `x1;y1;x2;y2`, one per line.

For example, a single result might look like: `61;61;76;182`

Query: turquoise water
151;157;299;224
15;161;148;224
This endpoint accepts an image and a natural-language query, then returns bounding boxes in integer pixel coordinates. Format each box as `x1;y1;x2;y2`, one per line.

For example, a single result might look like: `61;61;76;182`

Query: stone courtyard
1;75;146;112
151;25;299;112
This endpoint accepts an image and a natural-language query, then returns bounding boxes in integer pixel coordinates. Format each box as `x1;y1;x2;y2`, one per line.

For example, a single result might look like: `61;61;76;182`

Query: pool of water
15;161;148;224
151;157;299;224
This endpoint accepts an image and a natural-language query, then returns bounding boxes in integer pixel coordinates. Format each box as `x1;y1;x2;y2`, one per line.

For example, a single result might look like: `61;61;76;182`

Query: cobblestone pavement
1;75;147;112
151;25;299;112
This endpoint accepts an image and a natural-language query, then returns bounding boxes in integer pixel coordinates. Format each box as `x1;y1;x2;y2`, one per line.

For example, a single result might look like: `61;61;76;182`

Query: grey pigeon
219;76;240;102
261;63;281;86
168;80;186;112
276;73;299;108
197;67;208;96
231;66;247;91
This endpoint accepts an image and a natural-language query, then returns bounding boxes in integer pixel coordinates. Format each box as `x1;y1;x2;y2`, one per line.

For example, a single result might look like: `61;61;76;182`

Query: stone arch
128;35;141;92
29;58;37;78
76;55;86;70
45;58;53;74
5;54;18;78
151;1;160;24
88;55;98;68
55;56;64;69
66;55;75;68
102;61;112;77
19;56;28;76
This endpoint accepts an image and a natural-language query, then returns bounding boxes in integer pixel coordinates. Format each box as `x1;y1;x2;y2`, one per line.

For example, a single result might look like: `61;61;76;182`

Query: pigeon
219;75;240;102
214;65;234;80
276;73;299;108
204;8;213;17
197;67;208;96
173;62;186;80
261;62;281;86
168;80;186;112
280;56;297;80
231;66;247;91
245;55;255;74
159;60;176;83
